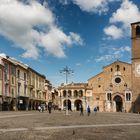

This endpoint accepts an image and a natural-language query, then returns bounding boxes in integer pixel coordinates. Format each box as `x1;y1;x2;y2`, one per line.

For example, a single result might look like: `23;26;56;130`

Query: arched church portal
74;99;82;111
114;95;123;112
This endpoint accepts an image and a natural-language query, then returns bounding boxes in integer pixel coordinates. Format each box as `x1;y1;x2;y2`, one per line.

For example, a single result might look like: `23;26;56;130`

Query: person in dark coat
80;104;84;116
48;103;52;114
87;106;91;116
94;107;97;115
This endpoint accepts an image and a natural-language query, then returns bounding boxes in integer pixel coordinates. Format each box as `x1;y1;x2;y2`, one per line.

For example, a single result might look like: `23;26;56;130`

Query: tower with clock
131;21;140;112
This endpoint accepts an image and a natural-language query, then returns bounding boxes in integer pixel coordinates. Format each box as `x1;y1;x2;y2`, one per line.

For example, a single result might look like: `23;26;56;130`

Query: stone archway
74;99;82;111
63;99;72;111
114;95;123;112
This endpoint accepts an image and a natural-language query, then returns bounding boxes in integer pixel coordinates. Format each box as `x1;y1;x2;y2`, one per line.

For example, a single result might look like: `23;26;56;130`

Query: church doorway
74;99;82;111
114;95;123;112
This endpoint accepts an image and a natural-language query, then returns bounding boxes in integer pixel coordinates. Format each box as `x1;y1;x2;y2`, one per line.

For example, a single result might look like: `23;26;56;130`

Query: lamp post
60;66;73;115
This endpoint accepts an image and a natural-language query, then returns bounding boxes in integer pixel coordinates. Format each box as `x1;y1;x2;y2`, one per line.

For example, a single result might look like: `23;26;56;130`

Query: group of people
38;103;98;115
38;105;45;112
38;103;52;114
80;104;98;116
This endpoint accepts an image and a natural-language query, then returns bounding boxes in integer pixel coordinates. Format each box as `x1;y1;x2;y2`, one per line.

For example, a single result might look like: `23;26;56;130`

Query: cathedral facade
88;60;132;112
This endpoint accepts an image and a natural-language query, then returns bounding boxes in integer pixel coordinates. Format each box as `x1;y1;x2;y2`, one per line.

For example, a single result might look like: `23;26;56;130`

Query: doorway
63;99;72;111
74;99;82;111
114;95;123;112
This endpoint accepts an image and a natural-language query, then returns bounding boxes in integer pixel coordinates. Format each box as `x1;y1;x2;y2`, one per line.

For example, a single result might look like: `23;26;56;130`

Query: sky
0;0;140;87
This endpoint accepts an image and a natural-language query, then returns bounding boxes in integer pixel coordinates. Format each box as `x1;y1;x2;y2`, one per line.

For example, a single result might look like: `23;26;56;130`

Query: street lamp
60;66;73;115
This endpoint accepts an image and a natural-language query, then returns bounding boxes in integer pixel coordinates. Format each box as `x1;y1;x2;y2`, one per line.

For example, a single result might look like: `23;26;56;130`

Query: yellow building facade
0;55;50;111
58;83;92;111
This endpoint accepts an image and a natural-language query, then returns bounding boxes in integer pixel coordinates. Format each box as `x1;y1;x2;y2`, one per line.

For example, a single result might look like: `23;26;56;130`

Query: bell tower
131;21;140;112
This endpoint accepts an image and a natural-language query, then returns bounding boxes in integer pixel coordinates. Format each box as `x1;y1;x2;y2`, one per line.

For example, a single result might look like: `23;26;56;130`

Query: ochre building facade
0;55;51;111
88;61;132;112
58;83;92;111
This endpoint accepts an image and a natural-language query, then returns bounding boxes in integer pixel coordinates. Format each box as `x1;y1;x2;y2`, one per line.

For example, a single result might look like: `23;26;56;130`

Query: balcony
28;84;34;89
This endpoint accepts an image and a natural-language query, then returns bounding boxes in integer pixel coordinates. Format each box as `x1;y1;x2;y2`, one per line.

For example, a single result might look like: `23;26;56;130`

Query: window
17;70;20;78
63;90;66;97
24;85;27;96
4;63;8;80
96;97;100;100
123;67;126;71
111;68;113;72
18;83;21;95
116;65;120;71
68;90;72;97
136;25;140;36
11;66;16;75
4;63;8;74
113;76;123;86
24;73;26;81
12;88;14;97
126;92;131;101
107;93;112;101
74;90;78;97
79;90;83;97
115;77;121;84
12;76;14;84
5;84;8;96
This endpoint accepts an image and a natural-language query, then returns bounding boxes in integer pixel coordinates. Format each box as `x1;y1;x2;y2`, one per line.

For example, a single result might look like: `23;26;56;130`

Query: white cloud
95;46;131;62
72;0;120;15
95;55;113;62
0;0;83;59
110;0;140;27
104;0;140;39
0;53;7;58
59;0;71;5
104;25;123;39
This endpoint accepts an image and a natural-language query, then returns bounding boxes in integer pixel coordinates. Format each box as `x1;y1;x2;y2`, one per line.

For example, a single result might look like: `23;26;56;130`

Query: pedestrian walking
87;105;91;116
80;104;84;116
94;107;97;115
38;105;41;112
48;103;52;114
41;105;44;112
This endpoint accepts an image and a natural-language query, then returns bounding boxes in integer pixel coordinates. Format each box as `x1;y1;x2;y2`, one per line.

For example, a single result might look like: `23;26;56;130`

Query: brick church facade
58;21;140;113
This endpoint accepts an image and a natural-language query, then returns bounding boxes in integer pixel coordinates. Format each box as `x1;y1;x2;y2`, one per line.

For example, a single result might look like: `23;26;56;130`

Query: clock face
136;64;140;75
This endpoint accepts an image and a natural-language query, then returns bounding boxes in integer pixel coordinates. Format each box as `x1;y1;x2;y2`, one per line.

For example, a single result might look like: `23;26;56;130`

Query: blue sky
0;0;140;86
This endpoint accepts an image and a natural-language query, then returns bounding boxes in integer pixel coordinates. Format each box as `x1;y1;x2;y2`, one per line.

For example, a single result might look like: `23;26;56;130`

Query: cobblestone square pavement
0;111;140;140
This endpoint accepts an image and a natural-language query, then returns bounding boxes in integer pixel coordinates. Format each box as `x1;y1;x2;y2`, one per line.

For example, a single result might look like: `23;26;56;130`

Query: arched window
68;90;72;97
63;90;66;97
123;67;126;71
126;92;131;101
116;65;120;71
136;25;140;36
79;90;83;97
74;90;78;97
107;93;112;101
12;88;14;97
